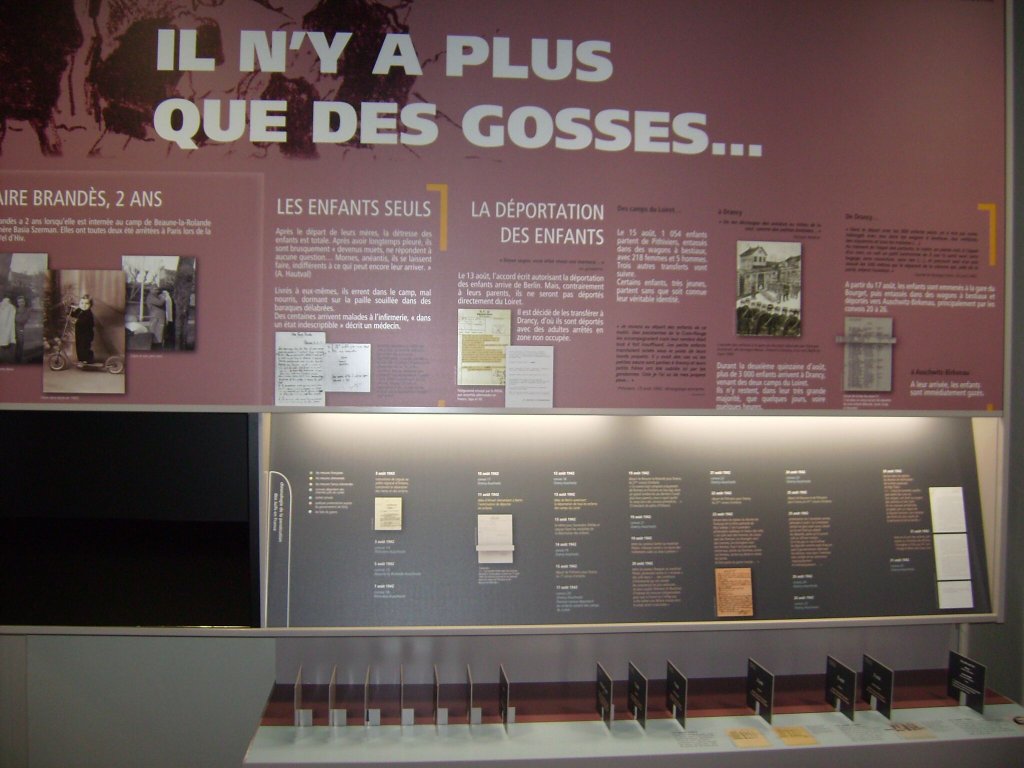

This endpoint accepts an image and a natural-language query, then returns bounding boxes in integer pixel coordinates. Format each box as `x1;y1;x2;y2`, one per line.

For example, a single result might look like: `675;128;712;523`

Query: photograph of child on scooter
43;269;125;395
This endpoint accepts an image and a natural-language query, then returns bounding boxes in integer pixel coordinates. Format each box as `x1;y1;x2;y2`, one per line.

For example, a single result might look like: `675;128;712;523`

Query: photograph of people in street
122;255;197;352
0;253;47;364
735;241;802;337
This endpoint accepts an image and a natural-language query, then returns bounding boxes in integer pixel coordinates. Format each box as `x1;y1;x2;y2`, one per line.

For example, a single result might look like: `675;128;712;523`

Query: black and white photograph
43;269;126;394
0;252;47;364
122;255;197;352
735;241;803;337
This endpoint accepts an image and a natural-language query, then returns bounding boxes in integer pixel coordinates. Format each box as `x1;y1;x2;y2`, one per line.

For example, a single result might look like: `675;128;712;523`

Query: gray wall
0;635;274;768
963;0;1024;703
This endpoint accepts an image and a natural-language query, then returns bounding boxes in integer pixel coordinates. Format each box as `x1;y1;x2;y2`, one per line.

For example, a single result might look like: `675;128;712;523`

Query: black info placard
628;661;649;729
596;662;614;728
862;654;895;719
746;658;775;724
826;655;858;721
948;651;987;715
666;660;688;728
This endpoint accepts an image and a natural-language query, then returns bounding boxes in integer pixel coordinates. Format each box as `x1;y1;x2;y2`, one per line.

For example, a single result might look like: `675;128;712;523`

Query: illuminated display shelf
245;671;1024;767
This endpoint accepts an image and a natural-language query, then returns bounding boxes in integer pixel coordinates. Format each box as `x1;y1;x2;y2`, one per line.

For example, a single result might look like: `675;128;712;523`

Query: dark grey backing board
265;414;989;628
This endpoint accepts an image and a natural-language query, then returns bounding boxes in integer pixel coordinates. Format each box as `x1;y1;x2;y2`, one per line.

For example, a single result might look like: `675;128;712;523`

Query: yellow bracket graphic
976;203;999;411
427;183;449;252
977;203;997;267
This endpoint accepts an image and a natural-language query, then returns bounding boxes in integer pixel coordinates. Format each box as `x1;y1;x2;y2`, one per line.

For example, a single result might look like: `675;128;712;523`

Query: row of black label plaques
289;651;985;731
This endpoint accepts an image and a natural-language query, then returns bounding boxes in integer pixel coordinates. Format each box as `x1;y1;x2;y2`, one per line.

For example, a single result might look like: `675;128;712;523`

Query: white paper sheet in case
477;514;514;564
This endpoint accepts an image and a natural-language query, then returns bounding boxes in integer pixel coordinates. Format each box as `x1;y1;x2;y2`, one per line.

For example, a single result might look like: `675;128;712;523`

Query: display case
0;2;1016;766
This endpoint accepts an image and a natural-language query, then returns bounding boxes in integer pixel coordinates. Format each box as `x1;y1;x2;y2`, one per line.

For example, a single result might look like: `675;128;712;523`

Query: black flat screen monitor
0;411;258;628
